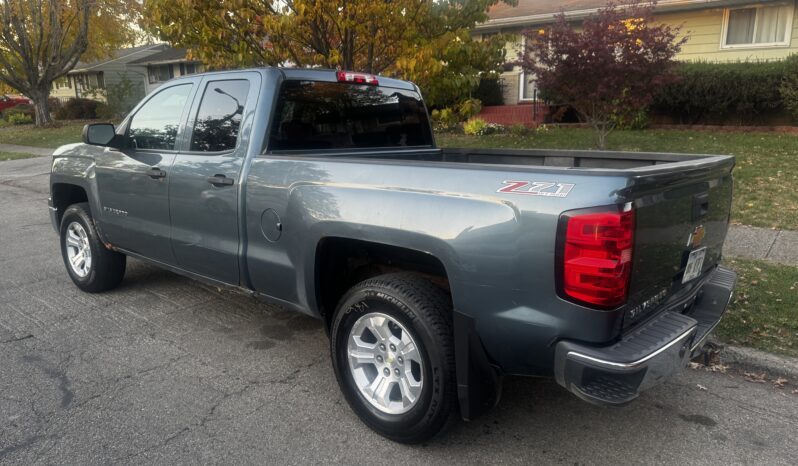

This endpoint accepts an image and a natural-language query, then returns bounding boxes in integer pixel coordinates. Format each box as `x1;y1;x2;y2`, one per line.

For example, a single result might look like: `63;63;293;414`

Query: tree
519;1;686;149
143;0;511;107
0;0;138;126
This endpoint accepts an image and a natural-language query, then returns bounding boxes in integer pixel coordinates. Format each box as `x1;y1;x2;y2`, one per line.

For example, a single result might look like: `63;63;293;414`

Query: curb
710;339;798;381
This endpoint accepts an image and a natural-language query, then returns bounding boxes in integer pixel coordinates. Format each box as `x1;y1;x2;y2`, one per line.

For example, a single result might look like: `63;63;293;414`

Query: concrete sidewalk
0;143;54;157
724;225;798;266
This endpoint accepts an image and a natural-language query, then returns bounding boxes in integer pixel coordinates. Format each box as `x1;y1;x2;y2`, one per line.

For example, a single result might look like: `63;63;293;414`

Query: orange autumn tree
143;0;511;107
0;0;139;126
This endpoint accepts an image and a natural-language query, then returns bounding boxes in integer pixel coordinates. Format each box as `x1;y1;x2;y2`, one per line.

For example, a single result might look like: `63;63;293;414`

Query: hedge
54;98;99;120
652;59;791;124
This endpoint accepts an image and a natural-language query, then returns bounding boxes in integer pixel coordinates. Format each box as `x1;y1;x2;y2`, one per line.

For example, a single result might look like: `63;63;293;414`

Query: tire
59;202;126;293
330;272;456;443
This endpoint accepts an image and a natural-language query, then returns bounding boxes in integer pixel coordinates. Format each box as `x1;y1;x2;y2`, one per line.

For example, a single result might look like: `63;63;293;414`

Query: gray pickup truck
49;68;736;443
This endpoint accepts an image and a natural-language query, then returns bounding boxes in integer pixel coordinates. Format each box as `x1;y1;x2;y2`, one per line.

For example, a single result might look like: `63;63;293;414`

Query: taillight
336;70;379;85
557;205;635;309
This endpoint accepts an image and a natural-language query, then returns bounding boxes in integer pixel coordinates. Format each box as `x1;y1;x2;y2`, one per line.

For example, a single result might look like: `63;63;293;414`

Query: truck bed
280;147;733;173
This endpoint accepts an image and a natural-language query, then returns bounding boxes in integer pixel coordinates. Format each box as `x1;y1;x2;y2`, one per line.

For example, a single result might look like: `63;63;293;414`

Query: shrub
457;98;482;120
508;123;530;136
430;107;459;132
2;103;34;121
463;118;504;136
652;60;787;124
54;98;99;120
7;112;33;125
779;55;798;122
473;78;504;106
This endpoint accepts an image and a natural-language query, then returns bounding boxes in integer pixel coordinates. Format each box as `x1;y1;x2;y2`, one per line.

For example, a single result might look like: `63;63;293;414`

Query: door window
190;79;250;152
128;84;192;151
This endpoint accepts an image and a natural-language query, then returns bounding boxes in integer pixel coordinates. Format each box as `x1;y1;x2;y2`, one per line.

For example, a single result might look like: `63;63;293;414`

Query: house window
519;72;539;101
722;3;794;47
54;76;71;90
148;64;174;84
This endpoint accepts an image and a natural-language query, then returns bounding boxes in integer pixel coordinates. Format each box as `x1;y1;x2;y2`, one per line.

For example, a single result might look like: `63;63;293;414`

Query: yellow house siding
659;2;798;62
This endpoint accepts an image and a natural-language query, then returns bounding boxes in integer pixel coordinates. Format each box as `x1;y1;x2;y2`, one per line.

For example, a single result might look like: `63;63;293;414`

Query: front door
95;82;195;264
168;74;258;284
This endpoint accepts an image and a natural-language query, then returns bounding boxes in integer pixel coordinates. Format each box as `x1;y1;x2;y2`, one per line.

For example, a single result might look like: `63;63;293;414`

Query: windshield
268;80;433;151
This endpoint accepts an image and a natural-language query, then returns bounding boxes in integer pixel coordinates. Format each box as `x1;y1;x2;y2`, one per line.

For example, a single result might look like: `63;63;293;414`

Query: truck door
95;82;196;264
167;73;259;285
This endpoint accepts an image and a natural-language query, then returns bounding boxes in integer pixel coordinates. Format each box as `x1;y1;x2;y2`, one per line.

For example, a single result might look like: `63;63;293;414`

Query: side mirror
82;123;116;146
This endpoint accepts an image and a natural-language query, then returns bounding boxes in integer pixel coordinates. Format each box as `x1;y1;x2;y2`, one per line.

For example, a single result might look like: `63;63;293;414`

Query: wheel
330;272;456;443
59;203;126;293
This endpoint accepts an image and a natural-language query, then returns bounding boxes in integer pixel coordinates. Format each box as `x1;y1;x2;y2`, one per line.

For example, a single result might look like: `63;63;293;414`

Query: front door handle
147;167;167;179
207;174;234;186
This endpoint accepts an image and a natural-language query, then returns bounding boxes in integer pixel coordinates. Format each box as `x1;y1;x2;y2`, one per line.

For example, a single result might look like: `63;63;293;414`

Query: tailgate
623;156;734;327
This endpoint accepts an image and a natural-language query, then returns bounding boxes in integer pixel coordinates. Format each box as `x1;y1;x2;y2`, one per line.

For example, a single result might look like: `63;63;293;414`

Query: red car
0;94;33;112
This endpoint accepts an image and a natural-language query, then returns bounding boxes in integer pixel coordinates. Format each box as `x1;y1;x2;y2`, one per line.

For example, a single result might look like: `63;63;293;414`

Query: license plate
682;247;707;284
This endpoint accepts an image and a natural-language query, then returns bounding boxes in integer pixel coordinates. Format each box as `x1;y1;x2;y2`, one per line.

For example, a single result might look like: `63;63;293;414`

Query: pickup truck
49;68;736;443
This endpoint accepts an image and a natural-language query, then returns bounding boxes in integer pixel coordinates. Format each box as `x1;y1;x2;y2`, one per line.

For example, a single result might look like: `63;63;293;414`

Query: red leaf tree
519;1;686;148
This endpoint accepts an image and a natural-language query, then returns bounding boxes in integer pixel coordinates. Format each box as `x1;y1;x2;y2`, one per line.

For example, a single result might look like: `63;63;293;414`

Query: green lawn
0;151;38;161
0;122;86;148
719;259;798;358
437;129;798;230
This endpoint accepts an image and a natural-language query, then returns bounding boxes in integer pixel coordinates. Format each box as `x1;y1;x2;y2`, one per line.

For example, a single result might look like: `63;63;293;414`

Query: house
476;0;798;106
51;44;203;107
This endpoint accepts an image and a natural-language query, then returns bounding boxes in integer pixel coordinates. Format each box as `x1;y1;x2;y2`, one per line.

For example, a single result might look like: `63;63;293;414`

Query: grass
0;121;86;148
719;258;798;358
0;151;39;161
437;128;798;230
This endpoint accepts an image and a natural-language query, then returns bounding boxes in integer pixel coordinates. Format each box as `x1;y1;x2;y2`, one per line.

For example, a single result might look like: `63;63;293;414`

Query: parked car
0;94;33;112
48;68;736;443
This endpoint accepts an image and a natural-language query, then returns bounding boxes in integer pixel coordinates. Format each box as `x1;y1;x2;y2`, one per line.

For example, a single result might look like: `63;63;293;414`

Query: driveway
1;157;797;465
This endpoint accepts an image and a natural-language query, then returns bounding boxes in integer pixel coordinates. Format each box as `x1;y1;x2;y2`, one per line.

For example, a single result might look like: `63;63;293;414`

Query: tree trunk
31;88;53;126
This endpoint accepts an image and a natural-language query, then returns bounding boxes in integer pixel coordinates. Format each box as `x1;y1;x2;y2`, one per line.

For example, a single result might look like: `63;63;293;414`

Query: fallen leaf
744;372;767;383
773;378;788;388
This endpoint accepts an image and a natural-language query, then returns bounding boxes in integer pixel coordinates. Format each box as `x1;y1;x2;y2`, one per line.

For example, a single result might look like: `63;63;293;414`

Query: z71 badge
497;180;575;198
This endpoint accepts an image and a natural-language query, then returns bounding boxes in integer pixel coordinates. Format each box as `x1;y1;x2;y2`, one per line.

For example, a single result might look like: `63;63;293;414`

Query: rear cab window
268;80;433;152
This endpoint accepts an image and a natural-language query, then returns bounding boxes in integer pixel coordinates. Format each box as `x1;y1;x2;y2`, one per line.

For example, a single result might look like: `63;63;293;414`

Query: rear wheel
330;273;456;443
59;203;126;292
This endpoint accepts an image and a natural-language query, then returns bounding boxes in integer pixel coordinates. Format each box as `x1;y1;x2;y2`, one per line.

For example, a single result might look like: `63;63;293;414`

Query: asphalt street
1;156;797;465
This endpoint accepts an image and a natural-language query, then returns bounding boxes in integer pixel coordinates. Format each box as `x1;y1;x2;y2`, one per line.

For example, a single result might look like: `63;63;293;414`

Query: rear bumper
554;266;736;406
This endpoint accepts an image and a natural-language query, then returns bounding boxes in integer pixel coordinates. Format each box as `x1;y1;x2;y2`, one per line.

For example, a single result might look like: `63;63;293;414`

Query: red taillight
336;70;379;85
558;206;635;309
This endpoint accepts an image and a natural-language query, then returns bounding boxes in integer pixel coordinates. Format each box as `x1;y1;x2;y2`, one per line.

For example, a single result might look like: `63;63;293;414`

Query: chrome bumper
554;266;736;406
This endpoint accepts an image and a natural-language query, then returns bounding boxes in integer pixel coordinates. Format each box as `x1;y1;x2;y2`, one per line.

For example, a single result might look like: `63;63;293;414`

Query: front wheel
330;273;456;443
59;203;126;293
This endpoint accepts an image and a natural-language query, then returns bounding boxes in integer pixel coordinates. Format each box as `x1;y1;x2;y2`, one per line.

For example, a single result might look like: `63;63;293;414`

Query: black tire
330;272;456;443
59;202;126;293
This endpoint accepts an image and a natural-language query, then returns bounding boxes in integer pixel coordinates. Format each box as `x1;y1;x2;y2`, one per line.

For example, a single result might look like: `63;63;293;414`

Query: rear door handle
207;174;234;186
147;167;166;179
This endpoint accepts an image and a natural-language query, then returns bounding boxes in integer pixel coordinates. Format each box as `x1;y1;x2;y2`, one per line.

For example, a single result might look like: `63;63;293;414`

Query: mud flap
454;311;502;420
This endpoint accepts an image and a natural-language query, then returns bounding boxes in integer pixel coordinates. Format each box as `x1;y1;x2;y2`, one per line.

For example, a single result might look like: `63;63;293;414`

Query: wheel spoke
349;349;376;366
400;341;420;363
66;234;80;248
368;316;391;341
373;377;393;406
400;375;421;404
